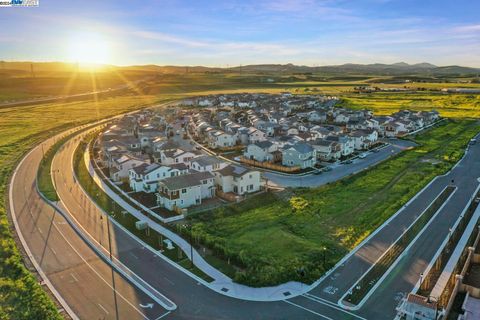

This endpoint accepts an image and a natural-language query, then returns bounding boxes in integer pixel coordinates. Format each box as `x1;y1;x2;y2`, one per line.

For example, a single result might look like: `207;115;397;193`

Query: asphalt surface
264;138;416;188
9;120;480;320
9;131;170;320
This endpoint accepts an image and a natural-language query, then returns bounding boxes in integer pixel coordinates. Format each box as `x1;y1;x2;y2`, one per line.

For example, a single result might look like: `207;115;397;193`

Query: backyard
186;119;480;286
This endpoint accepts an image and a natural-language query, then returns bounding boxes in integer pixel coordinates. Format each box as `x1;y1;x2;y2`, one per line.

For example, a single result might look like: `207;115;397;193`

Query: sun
67;32;110;66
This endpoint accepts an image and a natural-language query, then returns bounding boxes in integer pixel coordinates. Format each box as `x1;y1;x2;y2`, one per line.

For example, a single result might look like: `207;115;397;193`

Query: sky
1;0;480;67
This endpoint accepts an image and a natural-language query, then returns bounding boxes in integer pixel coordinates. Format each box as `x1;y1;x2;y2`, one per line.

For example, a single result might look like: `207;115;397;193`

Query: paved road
9;132;170;320
9;118;480;319
264;138;416;188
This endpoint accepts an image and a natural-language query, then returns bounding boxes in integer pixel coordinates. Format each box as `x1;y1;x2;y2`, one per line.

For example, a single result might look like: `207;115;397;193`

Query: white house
349;130;378;150
247;127;267;144
110;154;149;182
244;141;278;162
208;130;236;149
188;155;228;172
214;165;261;195
156;171;216;211
128;163;189;193
310;139;341;161
159;148;196;165
281;143;317;169
325;135;354;156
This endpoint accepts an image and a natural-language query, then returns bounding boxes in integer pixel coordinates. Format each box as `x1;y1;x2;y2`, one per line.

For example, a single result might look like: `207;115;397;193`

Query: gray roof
191;155;223;167
254;140;274;149
216;165;249;177
167;163;189;171
159;171;213;190
310;139;333;147
284;142;313;154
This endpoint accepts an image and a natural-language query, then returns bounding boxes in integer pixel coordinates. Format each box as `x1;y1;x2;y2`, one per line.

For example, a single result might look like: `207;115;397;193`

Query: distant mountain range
227;62;480;76
2;61;480;76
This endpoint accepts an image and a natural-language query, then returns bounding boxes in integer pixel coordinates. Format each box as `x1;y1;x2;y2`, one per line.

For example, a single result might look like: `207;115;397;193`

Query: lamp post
322;246;327;269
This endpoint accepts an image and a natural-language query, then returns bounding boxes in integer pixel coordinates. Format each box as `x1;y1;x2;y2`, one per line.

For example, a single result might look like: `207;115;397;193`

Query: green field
187;119;480;286
338;92;480;118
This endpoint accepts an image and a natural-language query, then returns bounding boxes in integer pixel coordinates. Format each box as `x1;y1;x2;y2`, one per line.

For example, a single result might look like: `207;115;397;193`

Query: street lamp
322;246;327;269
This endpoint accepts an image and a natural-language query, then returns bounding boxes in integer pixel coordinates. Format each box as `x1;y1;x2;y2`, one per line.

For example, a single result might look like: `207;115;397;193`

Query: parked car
371;148;379;153
322;167;333;172
358;153;367;159
344;159;353;164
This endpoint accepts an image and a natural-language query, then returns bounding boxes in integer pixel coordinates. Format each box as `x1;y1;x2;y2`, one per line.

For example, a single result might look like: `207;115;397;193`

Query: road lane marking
70;273;79;282
284;300;334;320
53;222;151;319
302;294;367;320
155;311;171;320
98;303;109;314
163;277;175;285
130;252;139;259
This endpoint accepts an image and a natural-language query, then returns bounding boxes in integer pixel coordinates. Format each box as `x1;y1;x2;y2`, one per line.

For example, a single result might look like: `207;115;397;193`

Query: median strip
341;184;456;308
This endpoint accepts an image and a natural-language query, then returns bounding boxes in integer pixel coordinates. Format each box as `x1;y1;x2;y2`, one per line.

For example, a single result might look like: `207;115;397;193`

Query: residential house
110;154;149;182
214;165;262;195
156;171;216;211
159;148;196;165
310;139;341;161
281;142;317;168
207;130;237;149
247;127;267;144
325;135;354;156
128;163;188;193
244;140;279;162
188;155;228;172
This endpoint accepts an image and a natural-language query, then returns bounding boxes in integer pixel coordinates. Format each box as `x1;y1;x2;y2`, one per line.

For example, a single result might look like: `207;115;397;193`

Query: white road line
303;293;337;307
70;273;79;282
284;300;334;320
53;221;151;320
98;303;109;314
130;252;139;259
163;277;175;285
155;311;171;320
302;294;367;320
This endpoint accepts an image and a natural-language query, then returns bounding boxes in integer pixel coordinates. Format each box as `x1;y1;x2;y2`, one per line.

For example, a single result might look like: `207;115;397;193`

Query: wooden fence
239;156;301;173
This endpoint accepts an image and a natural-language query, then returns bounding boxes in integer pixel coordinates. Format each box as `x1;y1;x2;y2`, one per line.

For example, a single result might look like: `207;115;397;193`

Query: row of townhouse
243;127;379;167
374;110;440;137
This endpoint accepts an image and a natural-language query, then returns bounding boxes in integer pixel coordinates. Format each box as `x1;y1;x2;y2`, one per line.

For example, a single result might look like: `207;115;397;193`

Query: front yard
186;119;480;286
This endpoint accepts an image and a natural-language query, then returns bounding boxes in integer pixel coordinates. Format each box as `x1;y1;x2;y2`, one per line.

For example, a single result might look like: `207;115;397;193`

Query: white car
358;153;367;159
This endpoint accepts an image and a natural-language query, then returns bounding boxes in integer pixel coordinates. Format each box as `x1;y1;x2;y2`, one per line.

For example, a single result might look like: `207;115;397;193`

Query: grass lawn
187;119;480;286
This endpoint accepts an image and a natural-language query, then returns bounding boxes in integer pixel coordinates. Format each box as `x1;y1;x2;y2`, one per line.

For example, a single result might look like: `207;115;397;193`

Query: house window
249;174;252;179
202;180;207;184
182;188;187;194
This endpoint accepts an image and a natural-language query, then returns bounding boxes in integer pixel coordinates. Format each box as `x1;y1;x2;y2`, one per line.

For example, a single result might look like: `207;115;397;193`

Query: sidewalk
82;140;310;301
